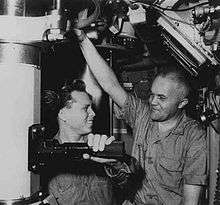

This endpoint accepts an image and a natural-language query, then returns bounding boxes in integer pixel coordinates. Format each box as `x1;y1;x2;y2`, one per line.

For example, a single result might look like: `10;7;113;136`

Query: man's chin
150;114;163;122
85;127;92;134
150;113;159;120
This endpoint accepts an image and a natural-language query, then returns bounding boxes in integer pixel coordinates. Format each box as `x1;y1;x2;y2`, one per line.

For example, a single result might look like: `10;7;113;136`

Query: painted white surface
0;62;40;199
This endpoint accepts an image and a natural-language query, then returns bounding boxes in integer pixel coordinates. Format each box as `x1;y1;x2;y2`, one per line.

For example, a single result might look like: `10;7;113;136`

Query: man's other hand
83;134;116;163
74;29;86;42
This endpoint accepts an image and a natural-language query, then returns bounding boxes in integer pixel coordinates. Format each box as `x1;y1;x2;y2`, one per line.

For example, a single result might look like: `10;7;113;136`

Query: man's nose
149;95;158;105
89;107;96;117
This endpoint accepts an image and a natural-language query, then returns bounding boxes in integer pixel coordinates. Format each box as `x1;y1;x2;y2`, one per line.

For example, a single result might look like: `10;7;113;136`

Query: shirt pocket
159;157;182;171
158;157;183;188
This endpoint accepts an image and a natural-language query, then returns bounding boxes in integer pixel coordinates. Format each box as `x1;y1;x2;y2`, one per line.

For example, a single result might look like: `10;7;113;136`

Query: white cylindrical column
0;43;41;199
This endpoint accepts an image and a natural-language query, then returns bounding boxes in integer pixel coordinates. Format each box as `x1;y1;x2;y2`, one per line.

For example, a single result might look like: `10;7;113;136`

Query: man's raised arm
77;30;128;108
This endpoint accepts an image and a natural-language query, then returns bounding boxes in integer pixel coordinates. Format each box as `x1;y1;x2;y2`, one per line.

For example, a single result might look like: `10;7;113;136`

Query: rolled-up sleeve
183;124;207;185
114;94;149;129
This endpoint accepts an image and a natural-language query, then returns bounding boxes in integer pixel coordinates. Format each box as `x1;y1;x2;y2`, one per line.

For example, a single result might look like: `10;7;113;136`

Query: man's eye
149;93;154;98
158;96;166;101
83;106;89;111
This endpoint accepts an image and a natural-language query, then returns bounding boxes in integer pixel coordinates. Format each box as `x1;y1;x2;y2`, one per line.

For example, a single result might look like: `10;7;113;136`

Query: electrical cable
130;0;209;11
103;0;204;33
106;0;209;12
133;2;201;33
150;2;209;12
153;6;202;33
157;8;198;26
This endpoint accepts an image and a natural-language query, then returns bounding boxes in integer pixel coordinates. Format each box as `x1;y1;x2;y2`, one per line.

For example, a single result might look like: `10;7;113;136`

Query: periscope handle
90;141;125;159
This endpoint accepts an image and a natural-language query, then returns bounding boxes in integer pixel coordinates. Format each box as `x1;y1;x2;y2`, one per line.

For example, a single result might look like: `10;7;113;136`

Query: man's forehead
71;91;92;105
151;76;180;94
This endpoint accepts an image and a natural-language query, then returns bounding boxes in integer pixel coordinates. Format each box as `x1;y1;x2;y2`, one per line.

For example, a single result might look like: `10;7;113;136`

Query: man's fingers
73;29;86;42
85;134;117;163
105;136;115;145
87;133;94;147
74;29;82;36
93;134;101;152
99;135;107;151
87;134;115;152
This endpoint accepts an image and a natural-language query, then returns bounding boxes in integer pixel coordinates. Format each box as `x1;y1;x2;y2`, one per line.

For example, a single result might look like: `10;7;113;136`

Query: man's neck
56;118;85;143
56;124;83;144
158;112;182;133
158;120;177;133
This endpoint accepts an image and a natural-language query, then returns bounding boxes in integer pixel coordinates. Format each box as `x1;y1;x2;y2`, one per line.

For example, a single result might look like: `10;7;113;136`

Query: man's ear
58;108;67;121
178;98;188;109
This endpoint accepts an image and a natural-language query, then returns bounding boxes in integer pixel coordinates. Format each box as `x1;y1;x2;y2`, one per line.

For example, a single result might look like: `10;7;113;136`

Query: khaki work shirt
115;94;207;205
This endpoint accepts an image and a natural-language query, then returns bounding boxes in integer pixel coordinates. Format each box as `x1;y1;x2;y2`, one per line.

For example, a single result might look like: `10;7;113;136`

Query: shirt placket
142;130;162;201
145;122;160;167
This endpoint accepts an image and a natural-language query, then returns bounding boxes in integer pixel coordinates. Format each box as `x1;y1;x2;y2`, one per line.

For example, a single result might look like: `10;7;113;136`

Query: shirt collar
170;111;187;135
149;110;187;137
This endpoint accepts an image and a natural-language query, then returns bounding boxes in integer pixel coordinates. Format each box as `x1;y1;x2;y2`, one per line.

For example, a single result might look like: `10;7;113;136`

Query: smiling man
41;79;133;205
57;88;95;143
149;70;189;131
76;30;208;205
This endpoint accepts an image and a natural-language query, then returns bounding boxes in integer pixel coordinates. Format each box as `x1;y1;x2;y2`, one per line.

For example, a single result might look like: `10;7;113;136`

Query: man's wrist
79;34;89;45
79;35;93;50
74;29;87;43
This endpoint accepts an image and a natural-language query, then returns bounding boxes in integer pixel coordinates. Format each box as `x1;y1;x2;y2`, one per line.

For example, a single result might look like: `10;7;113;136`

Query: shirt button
147;157;153;164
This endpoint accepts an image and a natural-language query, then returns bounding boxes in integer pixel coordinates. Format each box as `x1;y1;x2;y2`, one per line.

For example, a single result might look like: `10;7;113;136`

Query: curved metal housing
157;11;218;76
156;0;219;76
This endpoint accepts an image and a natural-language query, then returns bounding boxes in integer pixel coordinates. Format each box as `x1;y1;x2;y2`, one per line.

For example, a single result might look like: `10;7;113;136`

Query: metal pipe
1;0;25;16
53;0;61;10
